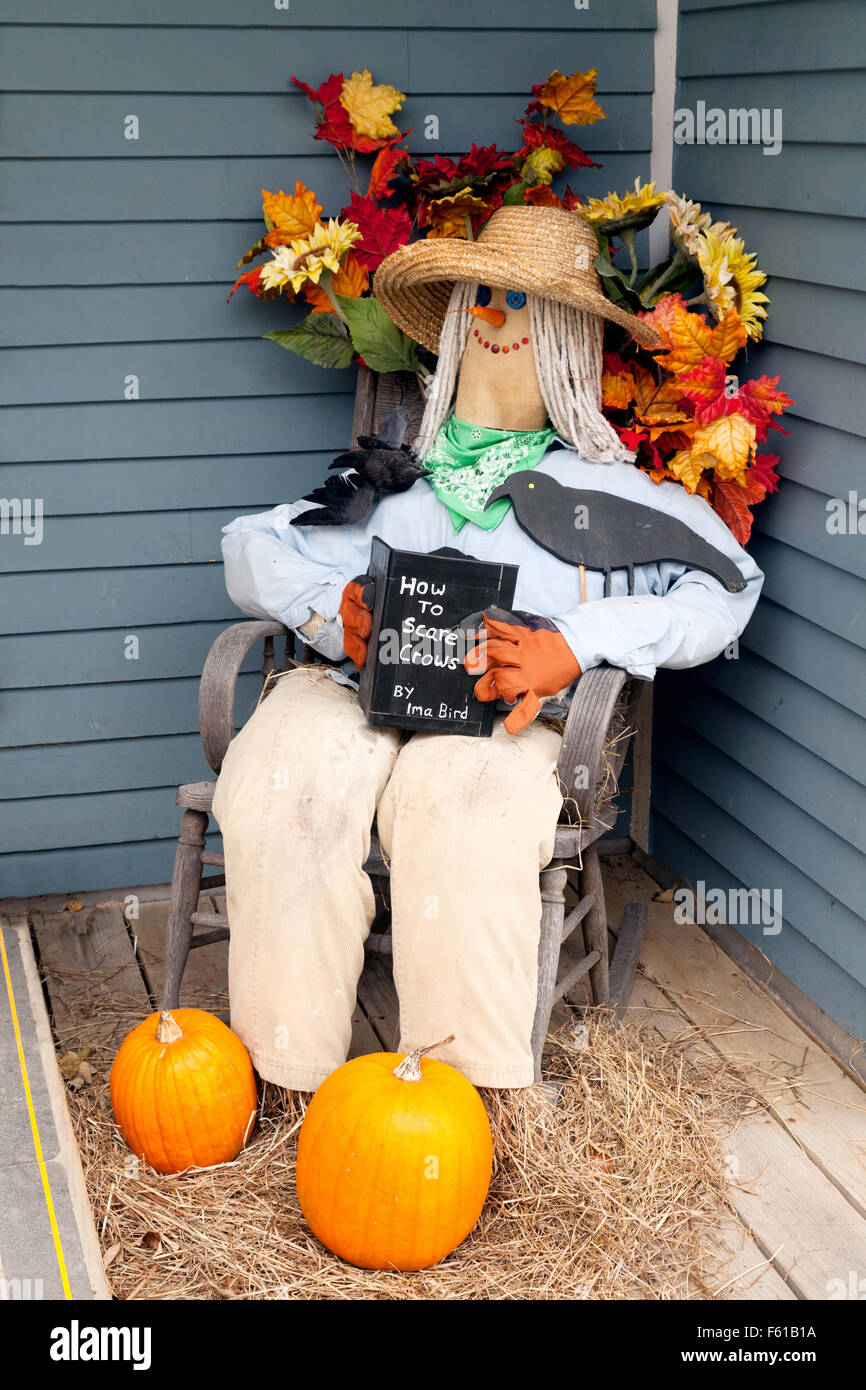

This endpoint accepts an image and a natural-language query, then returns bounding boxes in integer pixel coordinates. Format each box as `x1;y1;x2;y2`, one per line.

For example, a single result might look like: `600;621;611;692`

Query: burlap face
453;288;549;432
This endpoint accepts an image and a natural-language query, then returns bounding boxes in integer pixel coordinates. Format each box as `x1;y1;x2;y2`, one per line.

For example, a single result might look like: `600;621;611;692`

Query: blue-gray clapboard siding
651;0;866;1040
0;4;655;898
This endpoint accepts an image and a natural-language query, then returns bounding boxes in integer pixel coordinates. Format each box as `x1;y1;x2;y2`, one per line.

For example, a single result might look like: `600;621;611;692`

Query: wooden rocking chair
162;369;653;1081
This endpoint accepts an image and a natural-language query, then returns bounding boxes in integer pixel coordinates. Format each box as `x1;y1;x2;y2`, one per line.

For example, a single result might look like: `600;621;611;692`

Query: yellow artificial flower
340;69;405;141
578;178;667;234
260;218;361;294
666;191;736;256
520;146;566;186
424;188;489;239
697;231;769;340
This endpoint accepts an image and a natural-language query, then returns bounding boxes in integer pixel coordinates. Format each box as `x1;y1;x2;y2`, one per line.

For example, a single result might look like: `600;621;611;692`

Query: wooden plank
675;143;866;222
744;345;866;439
678;0;865;75
0;29;410;94
356;952;400;1053
652;810;866;1054
0;734;212;801
3;914;112;1299
31;903;152;1050
676;70;866;147
0;565;236;634
629;680;652;853
0;92;651;160
602;861;866;1217
0;625;260;693
761;279;866;366
657;713;866;923
0;341;355;407
608;903;647;1010
0;453;331;516
0;0;657;25
0;394;356;463
754;476;866;584
660;690;866;854
752;535;866;650
652;761;866;985
134;896;229;1023
0;839;191;907
623;971;802;1302
701;650;866;785
0;220;264;288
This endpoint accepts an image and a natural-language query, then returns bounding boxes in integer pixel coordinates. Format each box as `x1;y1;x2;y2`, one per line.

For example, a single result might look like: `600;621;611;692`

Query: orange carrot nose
469;304;506;327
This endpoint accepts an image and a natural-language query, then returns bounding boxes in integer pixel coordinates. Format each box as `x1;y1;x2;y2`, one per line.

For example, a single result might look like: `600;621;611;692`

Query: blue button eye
475;286;491;307
506;290;527;310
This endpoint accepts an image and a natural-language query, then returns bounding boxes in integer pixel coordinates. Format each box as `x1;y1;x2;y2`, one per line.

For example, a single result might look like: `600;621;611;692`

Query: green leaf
264;315;354;370
336;295;422;375
501;181;528;205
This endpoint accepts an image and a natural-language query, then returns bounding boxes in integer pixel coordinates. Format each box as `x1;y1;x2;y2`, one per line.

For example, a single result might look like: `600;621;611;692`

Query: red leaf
517;120;599;170
736;374;794;440
678;356;730;424
750;452;781;495
340;193;411;271
367;138;410;200
227;265;264;301
457;143;515;181
713;480;755;546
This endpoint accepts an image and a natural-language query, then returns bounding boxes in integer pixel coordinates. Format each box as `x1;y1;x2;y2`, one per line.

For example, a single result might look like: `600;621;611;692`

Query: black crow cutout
291;407;427;528
485;472;746;595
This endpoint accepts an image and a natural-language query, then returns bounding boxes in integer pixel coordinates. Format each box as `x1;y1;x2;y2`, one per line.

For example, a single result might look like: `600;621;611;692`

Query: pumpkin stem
155;1010;184;1045
393;1035;455;1083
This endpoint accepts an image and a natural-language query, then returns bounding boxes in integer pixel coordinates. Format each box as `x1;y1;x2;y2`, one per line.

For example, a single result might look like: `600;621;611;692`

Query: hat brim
374;238;660;355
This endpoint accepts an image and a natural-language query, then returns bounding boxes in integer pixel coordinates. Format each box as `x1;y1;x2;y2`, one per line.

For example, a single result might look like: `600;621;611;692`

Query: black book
357;537;518;736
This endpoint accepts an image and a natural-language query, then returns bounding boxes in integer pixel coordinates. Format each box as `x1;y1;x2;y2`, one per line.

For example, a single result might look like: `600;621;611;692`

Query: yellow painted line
0;922;72;1299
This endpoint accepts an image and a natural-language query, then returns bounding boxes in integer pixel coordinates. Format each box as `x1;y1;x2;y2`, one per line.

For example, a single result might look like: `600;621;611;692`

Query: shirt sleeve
219;483;451;663
551;484;765;680
220;498;370;660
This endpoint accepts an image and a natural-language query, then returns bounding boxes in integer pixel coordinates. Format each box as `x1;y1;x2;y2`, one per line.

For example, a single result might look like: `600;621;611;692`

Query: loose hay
67;1008;760;1300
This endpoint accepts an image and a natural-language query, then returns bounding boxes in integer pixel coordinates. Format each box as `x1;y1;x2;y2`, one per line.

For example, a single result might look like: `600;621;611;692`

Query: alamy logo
50;1320;151;1371
674;880;782;935
0;497;43;545
674;101;783;157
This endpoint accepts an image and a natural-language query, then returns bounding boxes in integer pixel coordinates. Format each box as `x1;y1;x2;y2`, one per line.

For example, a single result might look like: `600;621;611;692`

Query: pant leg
211;668;400;1090
376;717;563;1088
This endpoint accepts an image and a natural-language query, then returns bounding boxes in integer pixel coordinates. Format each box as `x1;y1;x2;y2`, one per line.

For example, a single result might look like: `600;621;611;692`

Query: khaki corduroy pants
211;667;563;1090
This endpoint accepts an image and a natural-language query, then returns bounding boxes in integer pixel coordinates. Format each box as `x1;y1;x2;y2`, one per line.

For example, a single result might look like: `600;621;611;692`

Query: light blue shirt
220;446;763;681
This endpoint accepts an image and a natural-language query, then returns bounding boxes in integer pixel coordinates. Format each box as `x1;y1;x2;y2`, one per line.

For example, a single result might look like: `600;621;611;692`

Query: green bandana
424;414;557;531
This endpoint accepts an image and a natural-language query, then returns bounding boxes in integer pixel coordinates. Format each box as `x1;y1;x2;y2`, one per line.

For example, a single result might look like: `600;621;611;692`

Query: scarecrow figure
213;207;762;1091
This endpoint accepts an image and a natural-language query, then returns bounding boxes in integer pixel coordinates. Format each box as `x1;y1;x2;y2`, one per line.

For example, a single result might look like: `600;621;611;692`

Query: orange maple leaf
524;184;564;208
302;254;369;312
631;365;689;426
602;368;637;411
654;305;747;376
262;181;323;239
533;69;605;126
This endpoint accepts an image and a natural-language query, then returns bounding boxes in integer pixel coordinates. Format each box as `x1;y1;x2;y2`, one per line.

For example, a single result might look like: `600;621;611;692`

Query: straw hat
374;204;659;355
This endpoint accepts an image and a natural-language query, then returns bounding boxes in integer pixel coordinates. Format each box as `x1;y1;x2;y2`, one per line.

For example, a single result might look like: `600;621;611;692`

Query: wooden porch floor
7;852;866;1301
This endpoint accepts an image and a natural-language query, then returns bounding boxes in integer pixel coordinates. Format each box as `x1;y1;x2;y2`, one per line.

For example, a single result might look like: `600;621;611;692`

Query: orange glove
464;608;581;735
339;575;375;669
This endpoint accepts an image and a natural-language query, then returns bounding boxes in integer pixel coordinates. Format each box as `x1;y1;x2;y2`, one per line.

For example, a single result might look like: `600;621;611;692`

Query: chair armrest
199;620;289;773
557;665;632;829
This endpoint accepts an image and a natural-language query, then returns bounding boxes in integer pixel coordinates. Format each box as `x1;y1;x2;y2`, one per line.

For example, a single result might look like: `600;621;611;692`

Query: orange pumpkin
296;1037;493;1271
110;1009;257;1175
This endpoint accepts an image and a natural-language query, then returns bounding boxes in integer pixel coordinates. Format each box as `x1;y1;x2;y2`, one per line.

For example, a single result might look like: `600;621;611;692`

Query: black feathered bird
485;471;746;595
291;407;427;528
